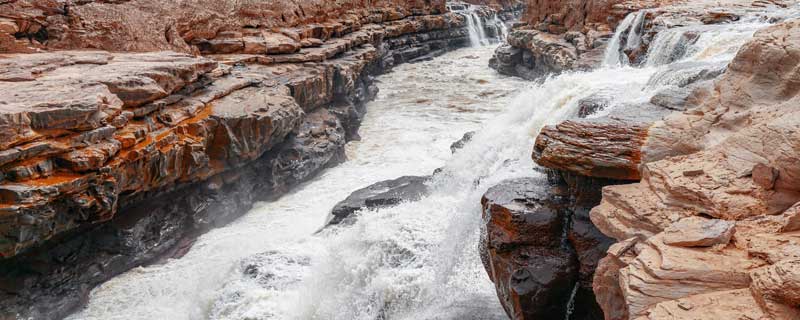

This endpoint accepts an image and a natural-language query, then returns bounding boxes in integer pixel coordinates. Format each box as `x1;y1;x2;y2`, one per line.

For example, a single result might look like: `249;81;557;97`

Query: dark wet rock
480;177;580;319
577;95;610;118
328;176;430;226
480;171;618;320
450;131;477;153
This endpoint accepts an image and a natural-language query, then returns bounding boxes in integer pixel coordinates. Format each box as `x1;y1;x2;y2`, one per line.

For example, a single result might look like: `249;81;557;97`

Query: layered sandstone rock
532;0;793;180
493;1;800;320
588;18;800;320
0;1;495;318
492;0;789;80
0;0;448;54
489;0;636;79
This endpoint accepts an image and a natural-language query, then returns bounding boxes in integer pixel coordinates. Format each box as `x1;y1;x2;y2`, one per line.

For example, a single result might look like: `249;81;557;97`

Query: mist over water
69;8;787;320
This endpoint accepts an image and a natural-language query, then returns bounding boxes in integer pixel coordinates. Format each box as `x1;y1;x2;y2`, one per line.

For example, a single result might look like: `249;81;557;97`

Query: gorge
1;0;800;320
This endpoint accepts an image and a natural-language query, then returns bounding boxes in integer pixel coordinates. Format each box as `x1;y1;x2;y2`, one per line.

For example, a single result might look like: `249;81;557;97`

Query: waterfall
625;11;648;51
457;5;508;46
70;9;782;320
645;27;691;66
463;12;483;47
493;13;509;41
564;283;580;320
603;11;647;67
472;11;488;45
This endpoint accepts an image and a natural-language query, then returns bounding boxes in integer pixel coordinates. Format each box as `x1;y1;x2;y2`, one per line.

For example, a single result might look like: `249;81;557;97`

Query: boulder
662;216;735;247
480;177;579;319
327;175;430;226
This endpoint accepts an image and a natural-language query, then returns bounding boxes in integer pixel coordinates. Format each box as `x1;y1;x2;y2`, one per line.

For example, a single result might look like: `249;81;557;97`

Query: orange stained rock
21;172;85;187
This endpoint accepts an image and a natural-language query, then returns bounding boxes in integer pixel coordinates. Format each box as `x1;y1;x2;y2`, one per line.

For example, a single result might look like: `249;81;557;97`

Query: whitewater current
69;8;793;320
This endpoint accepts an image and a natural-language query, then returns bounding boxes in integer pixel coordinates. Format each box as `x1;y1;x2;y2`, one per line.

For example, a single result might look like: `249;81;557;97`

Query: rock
481;172;617;320
588;18;800;319
489;29;578;80
649;87;694;111
662;216;735;247
450;131;476;153
327;176;430;226
0;0;449;54
780;203;800;232
702;11;740;24
480;177;579;319
751;259;800;307
577;95;609;118
593;238;638;320
534;119;650;180
643;289;767;320
753;163;780;190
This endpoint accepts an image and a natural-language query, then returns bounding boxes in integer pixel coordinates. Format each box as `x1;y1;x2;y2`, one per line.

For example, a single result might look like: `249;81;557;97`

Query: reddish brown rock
0;0;449;54
534;120;650;180
588;18;800;320
662;216;735;247
0;2;490;318
481;177;579;320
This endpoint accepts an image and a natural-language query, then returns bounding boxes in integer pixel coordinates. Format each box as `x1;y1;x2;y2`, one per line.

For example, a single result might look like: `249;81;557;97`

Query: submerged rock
450;131;477;153
328;176;430;226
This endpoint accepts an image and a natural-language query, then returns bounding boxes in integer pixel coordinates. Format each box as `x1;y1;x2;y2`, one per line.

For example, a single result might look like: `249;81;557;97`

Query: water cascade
493;13;510;40
602;10;648;67
454;5;508;46
463;11;483;47
70;9;783;320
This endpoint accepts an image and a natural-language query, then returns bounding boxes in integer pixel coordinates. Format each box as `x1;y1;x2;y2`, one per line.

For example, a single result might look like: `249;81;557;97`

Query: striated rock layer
588;18;800;320
0;0;448;54
0;1;507;318
489;0;638;79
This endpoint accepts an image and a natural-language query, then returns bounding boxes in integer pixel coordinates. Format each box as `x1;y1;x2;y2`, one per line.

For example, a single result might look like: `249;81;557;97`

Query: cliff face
0;0;446;54
489;0;638;79
0;1;510;318
590;19;800;320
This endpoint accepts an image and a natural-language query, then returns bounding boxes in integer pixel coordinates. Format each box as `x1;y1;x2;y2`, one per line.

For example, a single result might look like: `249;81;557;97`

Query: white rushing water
71;8;787;320
458;6;505;47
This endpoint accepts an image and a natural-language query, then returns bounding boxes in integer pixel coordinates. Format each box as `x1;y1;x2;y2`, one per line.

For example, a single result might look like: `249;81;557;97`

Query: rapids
70;7;794;320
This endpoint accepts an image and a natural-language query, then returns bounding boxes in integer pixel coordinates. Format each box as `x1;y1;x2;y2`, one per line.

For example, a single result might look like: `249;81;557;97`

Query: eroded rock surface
589;18;800;320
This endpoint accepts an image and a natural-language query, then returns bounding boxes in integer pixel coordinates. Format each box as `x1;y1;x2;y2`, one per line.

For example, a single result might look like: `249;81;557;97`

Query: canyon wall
0;1;515;318
0;0;447;53
489;0;634;79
